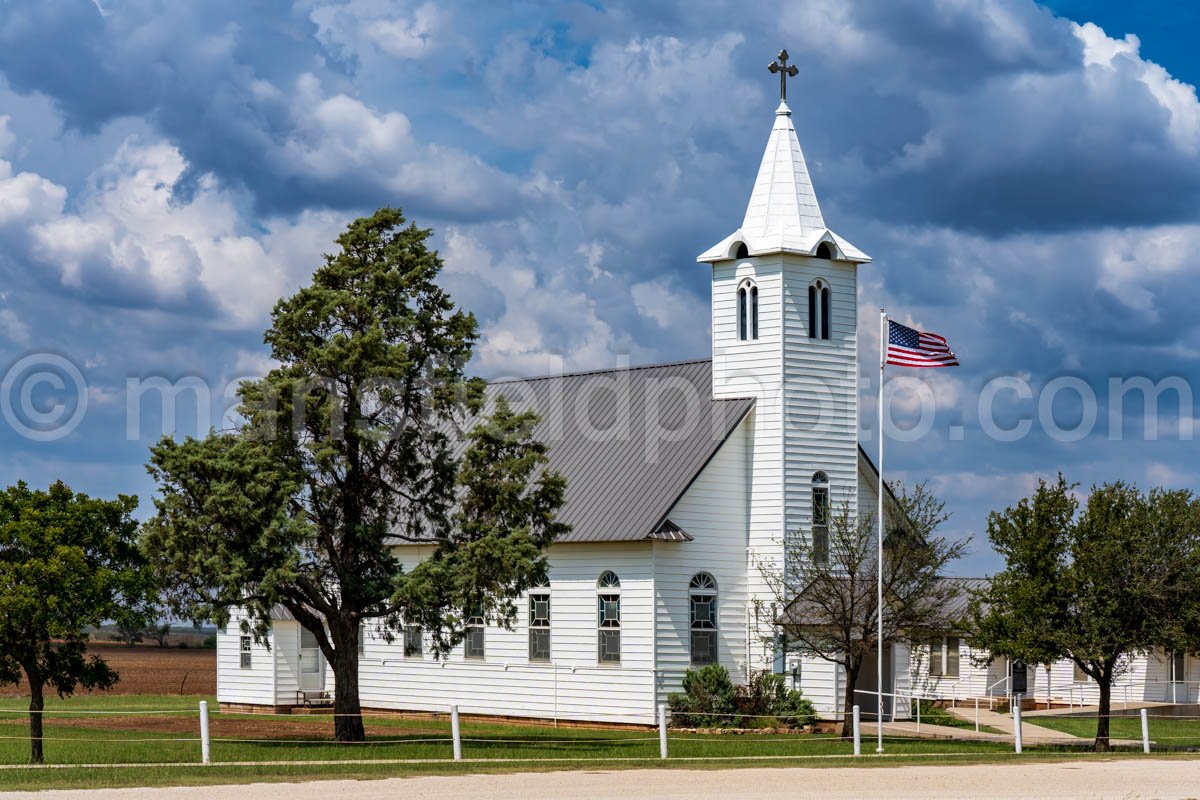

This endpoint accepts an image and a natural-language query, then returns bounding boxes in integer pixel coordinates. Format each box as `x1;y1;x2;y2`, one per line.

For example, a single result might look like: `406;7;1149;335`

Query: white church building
217;87;1198;725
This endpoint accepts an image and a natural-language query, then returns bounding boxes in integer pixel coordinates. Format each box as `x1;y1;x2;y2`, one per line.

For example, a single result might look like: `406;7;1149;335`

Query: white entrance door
299;627;325;691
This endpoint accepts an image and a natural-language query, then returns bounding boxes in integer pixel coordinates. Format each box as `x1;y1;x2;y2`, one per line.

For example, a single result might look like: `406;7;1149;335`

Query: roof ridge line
486;357;713;385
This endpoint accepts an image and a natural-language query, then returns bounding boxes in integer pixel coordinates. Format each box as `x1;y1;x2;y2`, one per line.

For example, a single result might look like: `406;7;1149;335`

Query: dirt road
7;760;1200;800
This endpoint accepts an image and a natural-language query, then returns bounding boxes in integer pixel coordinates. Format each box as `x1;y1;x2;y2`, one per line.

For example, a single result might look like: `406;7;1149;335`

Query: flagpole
877;308;886;753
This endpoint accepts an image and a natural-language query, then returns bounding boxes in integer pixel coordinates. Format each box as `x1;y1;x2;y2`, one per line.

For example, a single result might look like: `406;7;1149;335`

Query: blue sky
0;0;1197;575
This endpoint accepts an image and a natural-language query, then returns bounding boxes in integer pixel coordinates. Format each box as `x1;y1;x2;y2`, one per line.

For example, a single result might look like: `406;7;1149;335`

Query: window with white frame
808;279;831;340
529;587;551;662
358;622;365;656
239;635;252;669
597;571;621;664
928;637;959;678
689;573;718;666
464;611;485;659
811;471;830;565
1073;662;1089;683
403;624;422;657
737;280;758;341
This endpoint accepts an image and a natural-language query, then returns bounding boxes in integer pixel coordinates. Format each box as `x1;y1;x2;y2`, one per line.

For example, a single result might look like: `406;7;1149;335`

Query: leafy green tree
111;623;144;647
144;208;567;742
762;483;966;738
146;623;172;648
0;482;152;764
970;477;1200;750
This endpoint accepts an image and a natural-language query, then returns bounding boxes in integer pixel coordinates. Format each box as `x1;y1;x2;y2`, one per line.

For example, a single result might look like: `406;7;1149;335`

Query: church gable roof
482;360;753;544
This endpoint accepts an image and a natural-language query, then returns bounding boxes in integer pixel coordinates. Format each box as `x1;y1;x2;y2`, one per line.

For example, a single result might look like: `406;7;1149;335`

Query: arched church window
689;573;718;666
735;242;749;260
738;280;758;342
815;241;833;259
808;280;831;341
811;471;830;565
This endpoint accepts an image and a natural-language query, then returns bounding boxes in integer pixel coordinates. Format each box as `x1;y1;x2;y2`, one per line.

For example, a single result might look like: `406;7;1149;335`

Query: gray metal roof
941;577;991;624
477;359;754;544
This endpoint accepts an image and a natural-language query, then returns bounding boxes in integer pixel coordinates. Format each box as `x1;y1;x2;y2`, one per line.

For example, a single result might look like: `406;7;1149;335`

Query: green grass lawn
0;695;1193;791
1024;714;1200;748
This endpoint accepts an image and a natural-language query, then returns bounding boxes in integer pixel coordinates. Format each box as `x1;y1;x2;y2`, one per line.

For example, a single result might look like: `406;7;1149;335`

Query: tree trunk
840;661;861;739
331;629;365;742
1094;675;1111;752
28;676;44;765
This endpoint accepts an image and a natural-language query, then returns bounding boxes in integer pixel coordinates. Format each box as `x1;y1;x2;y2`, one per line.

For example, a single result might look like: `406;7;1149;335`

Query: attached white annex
216;86;1197;725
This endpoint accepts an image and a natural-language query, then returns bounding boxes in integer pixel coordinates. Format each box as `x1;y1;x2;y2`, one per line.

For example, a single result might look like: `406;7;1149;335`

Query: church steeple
698;51;869;264
740;99;827;243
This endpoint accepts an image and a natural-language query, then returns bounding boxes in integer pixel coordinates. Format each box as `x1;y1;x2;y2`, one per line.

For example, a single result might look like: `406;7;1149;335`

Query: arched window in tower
737;286;747;340
737;280;758;341
821;285;831;340
689;573;718;666
811;471;830;565
815;241;833;259
808;280;830;340
735;242;749;260
750;285;759;339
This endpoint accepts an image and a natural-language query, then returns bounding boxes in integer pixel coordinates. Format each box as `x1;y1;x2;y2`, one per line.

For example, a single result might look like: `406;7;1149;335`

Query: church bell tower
697;50;872;670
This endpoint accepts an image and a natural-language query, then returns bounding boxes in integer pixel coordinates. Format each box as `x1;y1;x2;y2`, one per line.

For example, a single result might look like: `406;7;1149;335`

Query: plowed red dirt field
0;643;215;697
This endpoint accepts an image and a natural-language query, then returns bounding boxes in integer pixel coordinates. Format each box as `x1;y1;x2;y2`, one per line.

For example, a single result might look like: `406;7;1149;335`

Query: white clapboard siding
273;620;302;706
216;609;276;707
781;255;859;562
907;639;994;701
352;541;659;724
1044;654;1149;706
711;258;784;672
792;655;841;716
652;416;750;702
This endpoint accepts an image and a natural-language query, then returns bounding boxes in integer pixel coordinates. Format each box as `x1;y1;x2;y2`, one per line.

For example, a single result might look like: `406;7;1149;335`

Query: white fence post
658;704;668;759
1012;694;1023;754
1140;707;1150;754
199;700;211;765
450;704;462;761
852;705;861;757
974;698;980;733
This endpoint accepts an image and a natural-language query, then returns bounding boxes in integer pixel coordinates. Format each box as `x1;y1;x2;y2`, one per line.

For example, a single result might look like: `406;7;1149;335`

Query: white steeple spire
740;99;826;241
698;83;869;264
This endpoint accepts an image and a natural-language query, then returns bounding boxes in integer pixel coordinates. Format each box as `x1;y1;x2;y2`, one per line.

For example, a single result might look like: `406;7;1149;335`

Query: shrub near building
668;665;816;729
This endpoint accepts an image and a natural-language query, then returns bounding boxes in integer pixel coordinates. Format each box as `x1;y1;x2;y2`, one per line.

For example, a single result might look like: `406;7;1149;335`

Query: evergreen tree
145;208;567;741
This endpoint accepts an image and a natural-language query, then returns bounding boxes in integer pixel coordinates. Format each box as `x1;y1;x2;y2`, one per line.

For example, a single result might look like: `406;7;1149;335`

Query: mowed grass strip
0;694;1185;791
1024;715;1200;747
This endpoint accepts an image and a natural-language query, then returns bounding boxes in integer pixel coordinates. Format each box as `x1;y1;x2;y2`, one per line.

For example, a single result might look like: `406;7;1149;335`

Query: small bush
668;664;736;727
201;635;218;649
736;671;817;727
669;665;816;728
176;641;190;649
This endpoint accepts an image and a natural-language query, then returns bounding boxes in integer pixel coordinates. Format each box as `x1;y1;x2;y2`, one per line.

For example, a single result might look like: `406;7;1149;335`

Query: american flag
886;320;960;368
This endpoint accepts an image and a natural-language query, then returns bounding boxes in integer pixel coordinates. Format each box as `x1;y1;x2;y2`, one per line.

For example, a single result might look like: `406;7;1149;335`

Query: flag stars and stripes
886;320;960;368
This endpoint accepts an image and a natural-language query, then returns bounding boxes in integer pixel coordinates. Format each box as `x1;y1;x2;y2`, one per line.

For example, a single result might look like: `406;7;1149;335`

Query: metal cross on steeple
767;49;799;101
